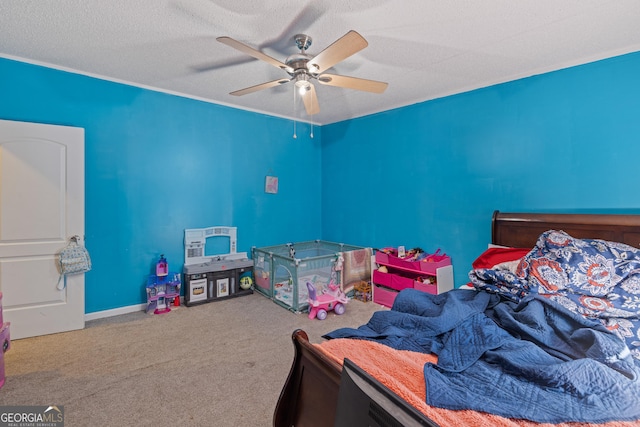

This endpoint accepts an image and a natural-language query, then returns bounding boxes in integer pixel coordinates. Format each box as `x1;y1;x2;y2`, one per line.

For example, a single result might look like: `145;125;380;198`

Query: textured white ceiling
2;0;640;125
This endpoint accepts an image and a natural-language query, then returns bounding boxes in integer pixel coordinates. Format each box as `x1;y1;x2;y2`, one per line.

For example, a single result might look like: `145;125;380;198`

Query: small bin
372;270;414;292
372;284;399;308
375;251;451;275
414;280;438;295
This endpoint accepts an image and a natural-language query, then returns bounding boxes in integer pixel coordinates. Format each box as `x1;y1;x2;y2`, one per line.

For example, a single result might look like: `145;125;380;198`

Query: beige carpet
1;293;384;426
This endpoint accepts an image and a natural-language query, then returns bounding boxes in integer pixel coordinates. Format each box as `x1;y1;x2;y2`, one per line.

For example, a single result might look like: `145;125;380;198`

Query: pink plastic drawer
375;252;392;265
372;270;415;292
414;258;450;275
375;251;451;275
373;284;398;308
414;281;438;295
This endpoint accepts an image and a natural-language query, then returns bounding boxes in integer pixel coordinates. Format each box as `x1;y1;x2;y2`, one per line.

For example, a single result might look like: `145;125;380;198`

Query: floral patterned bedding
469;229;640;361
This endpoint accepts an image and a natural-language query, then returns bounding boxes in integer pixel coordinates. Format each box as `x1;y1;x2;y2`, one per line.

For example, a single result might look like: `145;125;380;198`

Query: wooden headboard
492;210;640;249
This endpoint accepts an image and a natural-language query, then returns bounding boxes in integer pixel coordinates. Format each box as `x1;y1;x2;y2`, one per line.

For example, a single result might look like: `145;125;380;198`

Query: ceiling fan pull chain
293;88;297;139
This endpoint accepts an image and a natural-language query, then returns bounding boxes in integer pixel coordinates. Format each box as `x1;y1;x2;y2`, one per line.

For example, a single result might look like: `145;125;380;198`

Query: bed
273;211;640;427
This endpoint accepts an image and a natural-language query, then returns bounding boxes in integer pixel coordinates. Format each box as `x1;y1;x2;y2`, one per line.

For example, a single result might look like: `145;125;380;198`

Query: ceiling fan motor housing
286;53;315;78
287;34;320;78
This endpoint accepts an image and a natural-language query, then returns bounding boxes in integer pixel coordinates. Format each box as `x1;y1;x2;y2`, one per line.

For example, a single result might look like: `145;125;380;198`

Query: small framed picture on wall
265;176;278;194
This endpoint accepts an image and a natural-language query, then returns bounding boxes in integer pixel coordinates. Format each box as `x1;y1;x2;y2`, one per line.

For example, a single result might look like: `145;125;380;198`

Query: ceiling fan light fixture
294;74;311;94
294;74;309;86
297;83;311;95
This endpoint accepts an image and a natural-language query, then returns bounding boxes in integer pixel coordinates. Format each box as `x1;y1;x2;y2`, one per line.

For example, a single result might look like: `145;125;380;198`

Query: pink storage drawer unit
372;247;454;308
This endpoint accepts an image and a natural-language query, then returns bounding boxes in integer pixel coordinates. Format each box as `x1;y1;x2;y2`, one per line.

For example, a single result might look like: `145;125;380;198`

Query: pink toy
156;254;168;277
306;281;348;320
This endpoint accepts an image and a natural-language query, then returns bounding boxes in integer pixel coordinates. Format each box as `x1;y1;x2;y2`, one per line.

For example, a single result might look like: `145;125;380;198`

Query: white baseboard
84;296;185;322
84;303;146;322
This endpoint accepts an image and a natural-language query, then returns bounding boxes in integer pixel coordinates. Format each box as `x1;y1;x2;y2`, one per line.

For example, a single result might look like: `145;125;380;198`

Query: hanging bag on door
57;236;92;290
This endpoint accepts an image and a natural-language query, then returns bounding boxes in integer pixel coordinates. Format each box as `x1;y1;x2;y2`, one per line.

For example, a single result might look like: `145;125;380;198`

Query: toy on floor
146;273;181;314
353;280;372;302
239;273;253;290
306;281;348;320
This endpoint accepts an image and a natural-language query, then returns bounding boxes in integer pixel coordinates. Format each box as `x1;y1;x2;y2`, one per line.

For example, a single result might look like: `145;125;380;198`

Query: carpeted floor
1;292;384;426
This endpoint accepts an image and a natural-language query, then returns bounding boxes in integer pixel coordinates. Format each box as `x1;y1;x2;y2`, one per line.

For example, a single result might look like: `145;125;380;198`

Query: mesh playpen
252;240;372;313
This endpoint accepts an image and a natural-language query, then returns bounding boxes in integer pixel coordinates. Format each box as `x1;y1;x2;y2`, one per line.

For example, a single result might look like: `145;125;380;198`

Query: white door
0;119;85;339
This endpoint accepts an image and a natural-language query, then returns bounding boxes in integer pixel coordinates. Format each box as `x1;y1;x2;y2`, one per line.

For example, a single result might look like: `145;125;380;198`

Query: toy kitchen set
183;226;254;306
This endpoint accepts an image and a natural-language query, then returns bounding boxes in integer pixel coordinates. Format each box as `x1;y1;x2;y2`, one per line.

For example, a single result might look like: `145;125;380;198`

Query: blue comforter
325;288;640;423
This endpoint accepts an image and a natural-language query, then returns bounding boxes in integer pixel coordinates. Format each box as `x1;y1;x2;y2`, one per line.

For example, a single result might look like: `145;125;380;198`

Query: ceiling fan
216;31;388;116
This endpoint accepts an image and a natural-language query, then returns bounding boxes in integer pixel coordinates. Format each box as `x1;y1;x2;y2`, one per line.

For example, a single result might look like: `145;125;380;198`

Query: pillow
472;247;531;270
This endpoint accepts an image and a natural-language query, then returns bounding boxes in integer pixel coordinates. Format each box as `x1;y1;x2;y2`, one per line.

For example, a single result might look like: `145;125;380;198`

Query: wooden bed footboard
273;329;342;427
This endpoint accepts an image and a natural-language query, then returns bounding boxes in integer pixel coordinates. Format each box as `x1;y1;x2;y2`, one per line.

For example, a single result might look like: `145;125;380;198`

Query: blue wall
321;51;640;285
2;50;639;312
0;58;322;313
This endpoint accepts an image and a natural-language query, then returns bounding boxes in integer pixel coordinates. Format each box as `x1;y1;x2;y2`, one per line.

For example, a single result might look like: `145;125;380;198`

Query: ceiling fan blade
230;78;291;96
217;36;293;73
309;30;368;74
190;56;255;73
317;74;388;93
301;84;320;115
